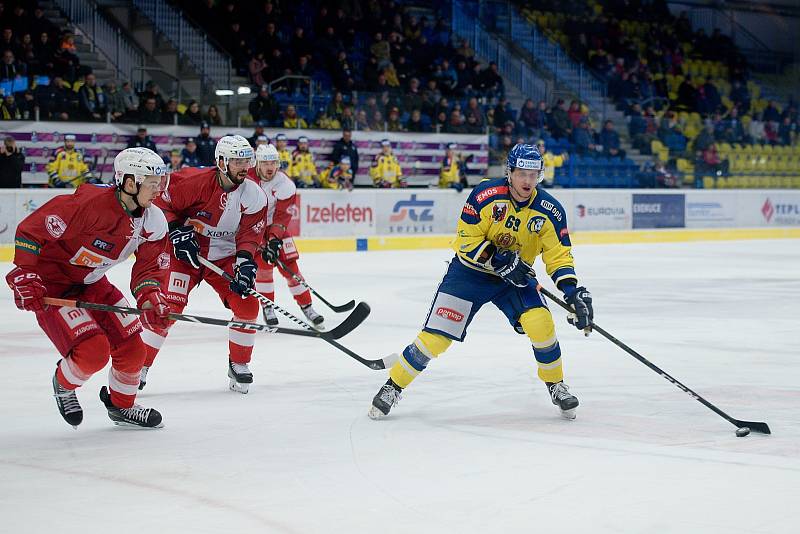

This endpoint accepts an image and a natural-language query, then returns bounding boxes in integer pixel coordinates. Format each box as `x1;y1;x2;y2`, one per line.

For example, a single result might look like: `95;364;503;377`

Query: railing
53;0;145;83
268;75;314;110
132;0;232;90
452;1;548;103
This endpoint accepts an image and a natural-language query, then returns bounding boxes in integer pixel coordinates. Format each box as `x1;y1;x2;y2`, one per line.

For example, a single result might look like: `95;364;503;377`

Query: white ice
1;239;799;534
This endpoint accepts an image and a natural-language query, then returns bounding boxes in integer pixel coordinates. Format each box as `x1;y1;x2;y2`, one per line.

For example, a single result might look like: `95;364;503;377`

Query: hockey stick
198;257;391;370
274;257;356;312
42;297;360;341
538;286;771;435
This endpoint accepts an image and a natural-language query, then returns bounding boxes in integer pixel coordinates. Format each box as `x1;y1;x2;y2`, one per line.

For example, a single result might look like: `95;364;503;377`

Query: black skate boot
99;386;163;428
138;365;149;391
547;381;579;420
228;360;253;394
368;378;403;419
262;305;279;326
52;366;83;428
301;304;325;328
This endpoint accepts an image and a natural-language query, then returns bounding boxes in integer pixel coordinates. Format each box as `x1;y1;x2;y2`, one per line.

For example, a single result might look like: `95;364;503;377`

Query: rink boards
1;188;799;259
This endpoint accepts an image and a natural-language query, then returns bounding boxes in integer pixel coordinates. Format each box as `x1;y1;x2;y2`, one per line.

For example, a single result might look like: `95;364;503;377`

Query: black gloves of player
261;237;282;264
564;286;593;334
169;225;200;269
491;250;533;288
230;252;258;297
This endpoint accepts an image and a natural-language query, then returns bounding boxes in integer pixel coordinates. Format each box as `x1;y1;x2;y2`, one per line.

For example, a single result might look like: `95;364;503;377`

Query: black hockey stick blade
731;420;771;435
321;301;371;340
325;298;356;313
274;258;356;313
324;338;396;370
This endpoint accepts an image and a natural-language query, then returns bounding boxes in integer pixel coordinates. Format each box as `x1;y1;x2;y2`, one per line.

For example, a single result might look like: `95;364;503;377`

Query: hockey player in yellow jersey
438;142;466;192
368;143;594;420
46;134;91;188
274;133;293;175
320;156;354;190
369;139;406;188
536;139;568;187
290;135;319;188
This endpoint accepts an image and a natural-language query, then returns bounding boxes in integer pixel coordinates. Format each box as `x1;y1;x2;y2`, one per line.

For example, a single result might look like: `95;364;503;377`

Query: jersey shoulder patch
470;177;509;209
532;188;570;243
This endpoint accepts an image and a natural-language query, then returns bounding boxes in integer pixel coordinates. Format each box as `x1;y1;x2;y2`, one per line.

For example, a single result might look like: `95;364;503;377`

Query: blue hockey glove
230;252;258;297
564;285;593;334
491;250;532;287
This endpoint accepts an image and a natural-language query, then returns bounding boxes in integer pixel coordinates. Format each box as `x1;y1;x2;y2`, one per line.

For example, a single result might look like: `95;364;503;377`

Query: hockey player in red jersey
6;148;172;428
249;143;324;328
139;135;267;393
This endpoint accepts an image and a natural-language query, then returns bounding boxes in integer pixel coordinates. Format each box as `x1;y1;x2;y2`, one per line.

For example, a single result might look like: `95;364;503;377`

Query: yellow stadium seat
703;176;716;189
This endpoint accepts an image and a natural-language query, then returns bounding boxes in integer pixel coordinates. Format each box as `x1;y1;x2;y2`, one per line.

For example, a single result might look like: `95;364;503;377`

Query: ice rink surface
1;238;799;534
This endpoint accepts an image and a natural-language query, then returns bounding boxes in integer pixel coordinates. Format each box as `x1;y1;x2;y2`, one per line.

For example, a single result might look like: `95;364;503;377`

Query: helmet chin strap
118;176;144;213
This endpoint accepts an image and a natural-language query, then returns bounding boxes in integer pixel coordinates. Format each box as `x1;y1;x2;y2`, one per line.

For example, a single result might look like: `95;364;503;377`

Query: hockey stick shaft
274;257;355;312
198;257;386;369
538;286;771;435
43;297;327;339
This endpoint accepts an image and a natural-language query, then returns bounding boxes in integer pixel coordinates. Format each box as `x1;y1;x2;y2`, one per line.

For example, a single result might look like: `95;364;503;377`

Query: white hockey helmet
214;135;255;172
255;143;279;162
113;147;169;189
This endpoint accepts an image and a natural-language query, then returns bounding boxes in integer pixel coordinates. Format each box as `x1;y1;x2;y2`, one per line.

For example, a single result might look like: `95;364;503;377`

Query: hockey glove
230;252;258;297
6;267;47;312
136;288;171;331
564;286;593;334
169;225;200;269
261;237;282;264
490;250;532;288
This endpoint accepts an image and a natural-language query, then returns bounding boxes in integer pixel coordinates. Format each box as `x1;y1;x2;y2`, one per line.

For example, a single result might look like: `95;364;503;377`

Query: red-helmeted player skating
139;135;267;393
249;143;324;328
5;147;172;428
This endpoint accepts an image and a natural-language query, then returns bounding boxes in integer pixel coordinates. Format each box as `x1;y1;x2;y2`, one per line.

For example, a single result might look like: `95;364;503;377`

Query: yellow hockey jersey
439;156;461;188
46;147;90;187
320;164;353;189
278;148;293;174
541;152;566;185
454;178;577;288
369;153;403;187
290;150;317;186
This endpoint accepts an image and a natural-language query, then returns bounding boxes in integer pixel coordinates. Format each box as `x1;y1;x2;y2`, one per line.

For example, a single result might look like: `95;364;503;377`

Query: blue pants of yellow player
389;259;564;389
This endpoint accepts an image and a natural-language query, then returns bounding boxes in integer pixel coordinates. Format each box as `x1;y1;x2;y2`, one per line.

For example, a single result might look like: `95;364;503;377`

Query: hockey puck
735;427;750;437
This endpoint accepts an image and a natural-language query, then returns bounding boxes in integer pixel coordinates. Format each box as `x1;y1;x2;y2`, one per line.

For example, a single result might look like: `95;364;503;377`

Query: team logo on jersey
157;252;170;270
196;210;212;220
435;307;464;322
492;203;508;222
528;216;546;234
219;193;228;210
45;215;67;238
496;232;516;248
92;238;114;252
252;219;265;234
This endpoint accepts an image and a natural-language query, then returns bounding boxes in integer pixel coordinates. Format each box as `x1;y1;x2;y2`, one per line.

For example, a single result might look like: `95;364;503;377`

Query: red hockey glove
6;266;47;312
136;288;171;331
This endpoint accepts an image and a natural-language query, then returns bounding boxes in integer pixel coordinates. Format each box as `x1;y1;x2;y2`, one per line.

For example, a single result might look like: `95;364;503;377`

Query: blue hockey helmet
506;143;544;183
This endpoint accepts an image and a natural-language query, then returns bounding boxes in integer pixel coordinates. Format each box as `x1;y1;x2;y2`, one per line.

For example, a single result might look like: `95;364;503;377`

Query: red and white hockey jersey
248;168;295;240
13;184;170;296
157;167;267;261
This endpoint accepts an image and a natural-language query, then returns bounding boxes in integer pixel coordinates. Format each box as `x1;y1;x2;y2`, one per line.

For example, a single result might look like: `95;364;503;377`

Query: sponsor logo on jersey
157;252;170;269
69;247;114;268
539;199;563;221
560;227;569;239
92;238;114;252
475;186;508;204
252;219;265;234
168;272;191;295
528;216;546;234
113;298;139;328
462;203;477;217
196;210;212;220
435;307;464;322
59;306;93;329
496;232;516;248
492;203;507;222
45;214;67;238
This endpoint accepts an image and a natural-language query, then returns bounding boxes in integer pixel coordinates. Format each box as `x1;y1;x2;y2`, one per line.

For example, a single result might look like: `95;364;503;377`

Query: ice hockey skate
262;304;279;326
301;304;324;328
138;365;149;390
228;360;253;394
547;381;579;420
52;366;83;428
99;386;163;428
368;378;403;419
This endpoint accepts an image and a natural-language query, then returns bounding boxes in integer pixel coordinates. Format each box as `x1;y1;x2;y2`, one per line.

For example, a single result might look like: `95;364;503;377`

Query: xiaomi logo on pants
168;272;191;295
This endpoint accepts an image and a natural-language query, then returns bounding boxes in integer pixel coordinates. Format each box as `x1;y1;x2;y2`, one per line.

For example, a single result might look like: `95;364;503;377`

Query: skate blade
111;420;164;429
229;380;250;394
560;408;577;420
367;405;387;420
138;382;146;391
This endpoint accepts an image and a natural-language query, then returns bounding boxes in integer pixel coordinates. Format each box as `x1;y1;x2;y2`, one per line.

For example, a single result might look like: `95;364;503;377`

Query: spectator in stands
283;104;308;129
315;110;341;130
196;122;216;167
368;110;384;131
33;76;69;121
464;97;484;128
326;92;345;122
119;81;139;118
778;116;796;146
332;50;356;93
697;77;721;117
762;100;782;124
370;32;391;71
105;82;126;121
168;149;183;172
729;79;750;114
248;52;267;88
445;110;467;134
700;142;729;179
764;120;780;146
160;98;179;125
181;137;200;168
386;106;403;132
518;99;542;138
405;109;427;132
181;100;203;126
340;106;355;131
140;81;165;112
1;93;20;119
748;112;765;144
204;104;222;126
572;117;599;157
331;128;359;176
677;75;697;112
479;62;504;99
628;103;649;150
567;100;583;129
717;107;746;144
127;127;157;152
536;139;567;187
34;32;55;75
137;97;161;124
78;73;106;121
0;136;24;188
549;99;570;139
247;122;267;149
599;120;626;160
0;49;23;80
